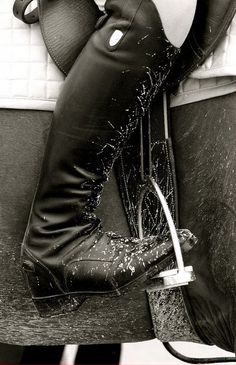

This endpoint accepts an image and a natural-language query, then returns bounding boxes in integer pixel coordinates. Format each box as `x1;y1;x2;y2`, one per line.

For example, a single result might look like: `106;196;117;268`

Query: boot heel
32;294;87;318
22;252;87;317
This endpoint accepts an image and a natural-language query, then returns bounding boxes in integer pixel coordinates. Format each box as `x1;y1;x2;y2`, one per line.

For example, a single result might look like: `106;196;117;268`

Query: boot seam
67;259;113;264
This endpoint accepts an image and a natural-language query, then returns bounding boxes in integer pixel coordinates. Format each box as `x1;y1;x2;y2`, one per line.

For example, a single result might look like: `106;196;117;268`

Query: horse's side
172;95;236;353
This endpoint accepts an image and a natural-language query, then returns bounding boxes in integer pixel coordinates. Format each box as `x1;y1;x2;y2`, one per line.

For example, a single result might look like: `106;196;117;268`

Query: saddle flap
38;0;101;75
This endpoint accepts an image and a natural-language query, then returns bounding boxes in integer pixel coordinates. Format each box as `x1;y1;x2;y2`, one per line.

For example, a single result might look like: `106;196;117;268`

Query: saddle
8;0;236;354
13;0;236;82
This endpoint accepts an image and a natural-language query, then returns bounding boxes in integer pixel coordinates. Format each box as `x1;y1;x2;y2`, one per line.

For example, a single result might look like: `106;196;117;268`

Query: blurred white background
61;341;235;365
121;340;235;365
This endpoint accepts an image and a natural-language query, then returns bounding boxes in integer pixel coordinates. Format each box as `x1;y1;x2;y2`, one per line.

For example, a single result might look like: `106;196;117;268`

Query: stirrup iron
138;177;195;291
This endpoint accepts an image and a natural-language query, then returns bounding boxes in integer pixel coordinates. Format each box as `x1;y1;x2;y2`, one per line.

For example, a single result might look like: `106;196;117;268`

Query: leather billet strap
13;0;39;24
116;92;179;239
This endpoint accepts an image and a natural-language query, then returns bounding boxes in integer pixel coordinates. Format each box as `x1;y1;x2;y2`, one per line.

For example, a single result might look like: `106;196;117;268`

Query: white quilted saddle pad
0;0;64;111
171;14;236;106
0;0;236;111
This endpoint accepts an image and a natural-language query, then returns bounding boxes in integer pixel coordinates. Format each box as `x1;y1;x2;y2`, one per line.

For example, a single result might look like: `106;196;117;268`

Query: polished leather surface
24;230;195;297
22;0;186;303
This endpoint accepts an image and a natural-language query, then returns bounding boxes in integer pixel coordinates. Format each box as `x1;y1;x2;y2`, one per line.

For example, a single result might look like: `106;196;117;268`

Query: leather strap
13;0;39;24
116;92;178;238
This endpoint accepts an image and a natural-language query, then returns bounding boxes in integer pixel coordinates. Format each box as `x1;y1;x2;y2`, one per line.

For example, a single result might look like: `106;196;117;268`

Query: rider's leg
21;0;196;316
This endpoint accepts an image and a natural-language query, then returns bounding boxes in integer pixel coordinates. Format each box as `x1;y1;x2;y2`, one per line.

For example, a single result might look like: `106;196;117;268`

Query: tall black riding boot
22;0;196;317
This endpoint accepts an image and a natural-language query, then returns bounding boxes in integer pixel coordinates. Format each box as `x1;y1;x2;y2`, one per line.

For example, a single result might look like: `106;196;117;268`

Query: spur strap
13;0;39;24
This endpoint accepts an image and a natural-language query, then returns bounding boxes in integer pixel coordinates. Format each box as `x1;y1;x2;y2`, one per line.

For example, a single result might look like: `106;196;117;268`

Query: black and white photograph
0;0;235;364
